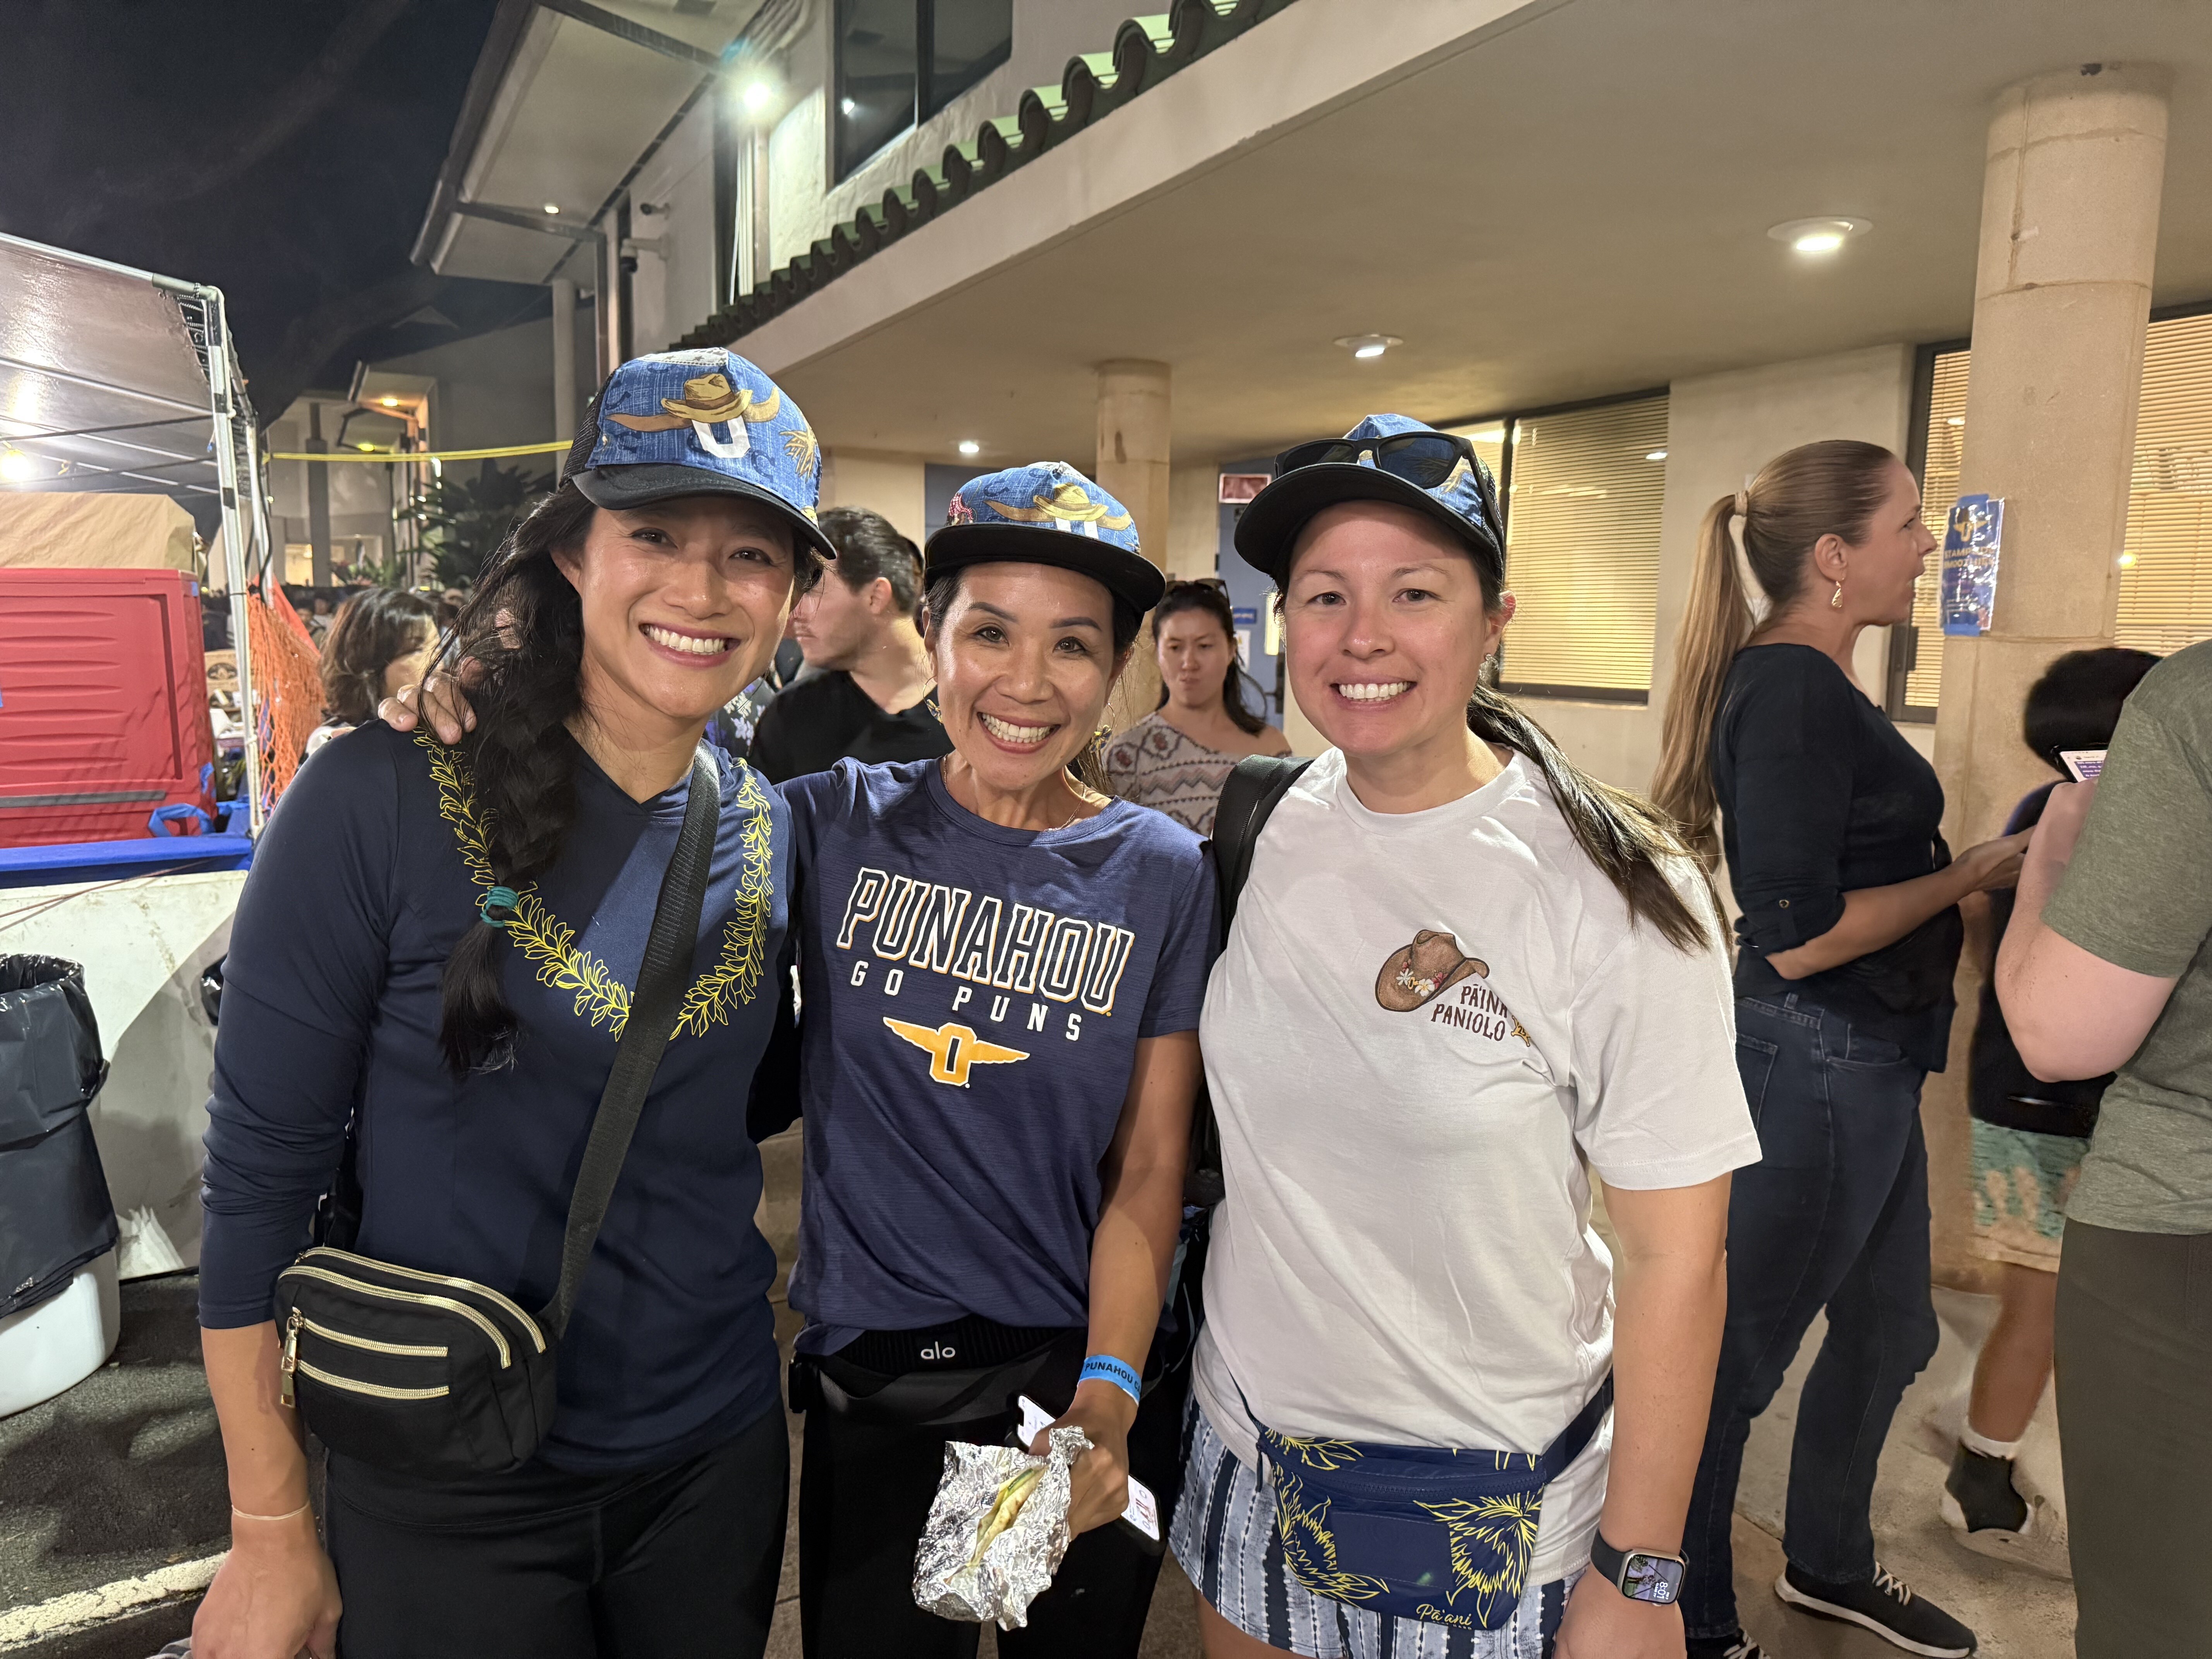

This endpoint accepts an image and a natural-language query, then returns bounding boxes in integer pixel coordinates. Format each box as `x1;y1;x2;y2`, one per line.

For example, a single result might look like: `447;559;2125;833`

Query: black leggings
325;1404;788;1659
797;1361;1188;1658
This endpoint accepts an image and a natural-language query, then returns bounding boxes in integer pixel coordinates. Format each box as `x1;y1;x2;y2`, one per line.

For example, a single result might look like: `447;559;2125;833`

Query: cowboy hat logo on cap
983;479;1135;538
607;370;783;462
566;348;834;559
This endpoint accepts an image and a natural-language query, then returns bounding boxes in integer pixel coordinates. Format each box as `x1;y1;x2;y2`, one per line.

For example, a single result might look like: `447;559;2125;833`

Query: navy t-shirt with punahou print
782;759;1215;1348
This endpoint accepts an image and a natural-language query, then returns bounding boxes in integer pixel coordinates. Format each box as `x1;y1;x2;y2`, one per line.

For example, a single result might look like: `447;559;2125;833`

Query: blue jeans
1681;994;1942;1643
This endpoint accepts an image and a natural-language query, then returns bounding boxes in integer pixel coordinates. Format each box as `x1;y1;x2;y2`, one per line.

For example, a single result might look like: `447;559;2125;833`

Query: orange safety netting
244;584;324;815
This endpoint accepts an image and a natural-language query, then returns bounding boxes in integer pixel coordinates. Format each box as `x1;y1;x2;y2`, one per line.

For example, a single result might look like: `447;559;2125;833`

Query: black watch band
1590;1532;1687;1606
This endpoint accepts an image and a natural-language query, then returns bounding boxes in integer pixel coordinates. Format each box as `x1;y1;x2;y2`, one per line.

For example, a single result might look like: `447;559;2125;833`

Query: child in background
1945;647;2159;1566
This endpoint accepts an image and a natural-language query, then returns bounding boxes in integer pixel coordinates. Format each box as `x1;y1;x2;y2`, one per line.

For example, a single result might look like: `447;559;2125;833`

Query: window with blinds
1903;310;2212;712
1488;394;1669;700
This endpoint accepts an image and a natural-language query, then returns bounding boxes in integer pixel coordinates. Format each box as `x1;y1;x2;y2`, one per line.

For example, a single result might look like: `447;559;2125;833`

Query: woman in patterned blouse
1104;579;1290;835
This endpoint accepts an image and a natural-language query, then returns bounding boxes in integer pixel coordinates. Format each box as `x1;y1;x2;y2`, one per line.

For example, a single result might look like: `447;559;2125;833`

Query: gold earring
1829;579;1844;610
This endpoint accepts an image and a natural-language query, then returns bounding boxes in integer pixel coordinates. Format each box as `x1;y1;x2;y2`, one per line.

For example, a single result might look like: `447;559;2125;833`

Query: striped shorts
1169;1396;1577;1659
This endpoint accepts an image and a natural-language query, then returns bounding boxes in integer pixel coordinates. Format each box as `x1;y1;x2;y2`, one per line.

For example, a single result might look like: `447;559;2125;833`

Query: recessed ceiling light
543;202;561;215
1646;449;1668;462
957;440;980;457
1334;333;1401;360
743;80;772;113
1768;216;1871;256
379;395;400;408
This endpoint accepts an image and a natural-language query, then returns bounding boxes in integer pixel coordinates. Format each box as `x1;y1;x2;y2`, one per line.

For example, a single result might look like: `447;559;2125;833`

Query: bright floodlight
0;450;34;482
744;80;773;113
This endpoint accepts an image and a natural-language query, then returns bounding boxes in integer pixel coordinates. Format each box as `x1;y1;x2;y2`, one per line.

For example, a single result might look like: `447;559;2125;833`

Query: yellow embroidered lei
418;732;773;1038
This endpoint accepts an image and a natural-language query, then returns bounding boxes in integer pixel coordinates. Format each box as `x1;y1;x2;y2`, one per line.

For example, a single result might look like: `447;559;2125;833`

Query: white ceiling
750;0;2212;467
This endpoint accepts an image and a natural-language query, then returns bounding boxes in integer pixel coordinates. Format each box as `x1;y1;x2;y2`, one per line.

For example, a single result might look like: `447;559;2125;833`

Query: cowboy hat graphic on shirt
606;371;785;461
1375;929;1489;1013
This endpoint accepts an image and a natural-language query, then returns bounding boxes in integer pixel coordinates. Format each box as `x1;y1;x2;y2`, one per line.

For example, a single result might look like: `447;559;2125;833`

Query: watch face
1621;1552;1685;1605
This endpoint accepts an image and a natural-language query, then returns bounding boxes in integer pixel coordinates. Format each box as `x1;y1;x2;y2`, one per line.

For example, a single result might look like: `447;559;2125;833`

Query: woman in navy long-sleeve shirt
194;351;834;1659
1651;442;2029;1659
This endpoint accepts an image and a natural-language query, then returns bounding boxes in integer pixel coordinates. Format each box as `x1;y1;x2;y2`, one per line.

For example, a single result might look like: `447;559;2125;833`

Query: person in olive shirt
1996;637;2212;1659
749;506;950;782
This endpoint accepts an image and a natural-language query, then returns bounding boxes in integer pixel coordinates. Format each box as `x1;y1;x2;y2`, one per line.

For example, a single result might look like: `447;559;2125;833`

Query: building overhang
720;0;2212;466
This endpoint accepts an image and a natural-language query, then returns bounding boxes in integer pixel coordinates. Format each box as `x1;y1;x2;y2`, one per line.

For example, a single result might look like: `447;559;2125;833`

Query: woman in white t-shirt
1170;416;1760;1659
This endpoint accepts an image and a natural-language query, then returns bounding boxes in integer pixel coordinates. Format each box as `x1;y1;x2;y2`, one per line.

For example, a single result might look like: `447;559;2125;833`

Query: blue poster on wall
1940;493;2004;636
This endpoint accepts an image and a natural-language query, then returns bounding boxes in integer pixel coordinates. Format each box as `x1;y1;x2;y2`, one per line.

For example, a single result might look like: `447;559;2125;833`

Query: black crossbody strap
1210;754;1311;934
542;747;722;1338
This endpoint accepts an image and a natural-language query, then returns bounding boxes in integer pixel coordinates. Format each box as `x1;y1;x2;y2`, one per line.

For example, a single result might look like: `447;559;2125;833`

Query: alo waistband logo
919;1342;958;1361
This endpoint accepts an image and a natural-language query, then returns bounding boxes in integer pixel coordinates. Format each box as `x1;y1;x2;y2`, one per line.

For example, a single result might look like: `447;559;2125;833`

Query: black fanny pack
274;749;721;1480
789;1317;1087;1430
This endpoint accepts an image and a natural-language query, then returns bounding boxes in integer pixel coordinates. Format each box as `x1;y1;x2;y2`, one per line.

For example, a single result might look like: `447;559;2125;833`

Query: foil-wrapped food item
912;1424;1091;1629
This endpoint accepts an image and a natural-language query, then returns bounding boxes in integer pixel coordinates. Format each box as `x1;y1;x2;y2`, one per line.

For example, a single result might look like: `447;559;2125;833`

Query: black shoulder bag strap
540;747;722;1339
1184;754;1312;1208
1210;754;1313;937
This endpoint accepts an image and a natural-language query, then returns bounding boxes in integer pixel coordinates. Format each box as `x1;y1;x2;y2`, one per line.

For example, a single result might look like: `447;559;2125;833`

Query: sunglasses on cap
1272;429;1479;489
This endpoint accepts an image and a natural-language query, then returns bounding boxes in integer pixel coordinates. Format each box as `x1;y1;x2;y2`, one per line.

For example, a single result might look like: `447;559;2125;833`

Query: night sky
3;0;547;425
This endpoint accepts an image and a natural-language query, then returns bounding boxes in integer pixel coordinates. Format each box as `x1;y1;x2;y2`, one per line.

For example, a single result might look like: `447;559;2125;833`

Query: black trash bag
0;955;115;1317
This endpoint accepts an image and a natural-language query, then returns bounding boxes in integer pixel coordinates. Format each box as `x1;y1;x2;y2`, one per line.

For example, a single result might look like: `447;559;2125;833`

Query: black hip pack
789;1319;1087;1431
274;750;721;1480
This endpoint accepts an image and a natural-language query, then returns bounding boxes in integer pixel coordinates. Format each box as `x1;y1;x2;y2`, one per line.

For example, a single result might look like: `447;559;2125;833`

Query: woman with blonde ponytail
1656;441;2030;1659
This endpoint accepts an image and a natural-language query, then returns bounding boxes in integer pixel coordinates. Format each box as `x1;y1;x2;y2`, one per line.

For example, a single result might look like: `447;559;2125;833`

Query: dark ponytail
1466;684;1714;951
1152;579;1269;735
436;484;596;1072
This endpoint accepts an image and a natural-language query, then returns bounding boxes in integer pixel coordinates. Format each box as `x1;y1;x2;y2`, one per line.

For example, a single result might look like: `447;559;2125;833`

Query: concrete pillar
1096;361;1171;734
1925;62;2169;1285
551;278;579;441
305;402;332;590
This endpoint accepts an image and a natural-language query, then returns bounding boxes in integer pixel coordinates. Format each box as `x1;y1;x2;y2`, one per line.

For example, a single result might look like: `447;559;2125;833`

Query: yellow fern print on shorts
419;732;772;1037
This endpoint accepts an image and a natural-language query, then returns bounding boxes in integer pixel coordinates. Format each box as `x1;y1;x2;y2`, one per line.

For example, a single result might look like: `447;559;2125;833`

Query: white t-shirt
1193;749;1759;1580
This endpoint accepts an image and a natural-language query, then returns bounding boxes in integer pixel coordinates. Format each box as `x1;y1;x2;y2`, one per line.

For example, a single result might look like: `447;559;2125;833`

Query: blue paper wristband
1080;1354;1142;1405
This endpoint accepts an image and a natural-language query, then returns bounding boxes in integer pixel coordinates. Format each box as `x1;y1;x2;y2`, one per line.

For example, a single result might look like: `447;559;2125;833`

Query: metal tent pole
198;285;267;837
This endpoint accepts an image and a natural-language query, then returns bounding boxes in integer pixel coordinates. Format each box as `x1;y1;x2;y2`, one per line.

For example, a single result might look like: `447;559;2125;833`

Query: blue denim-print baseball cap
1233;413;1505;586
564;348;835;561
926;461;1166;616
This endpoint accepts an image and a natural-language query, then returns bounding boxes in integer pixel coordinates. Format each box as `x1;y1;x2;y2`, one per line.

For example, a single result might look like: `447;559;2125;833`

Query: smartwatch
1590;1532;1686;1606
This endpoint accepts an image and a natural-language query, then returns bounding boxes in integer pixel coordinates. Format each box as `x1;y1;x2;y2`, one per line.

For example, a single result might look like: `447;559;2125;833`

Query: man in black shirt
747;506;948;783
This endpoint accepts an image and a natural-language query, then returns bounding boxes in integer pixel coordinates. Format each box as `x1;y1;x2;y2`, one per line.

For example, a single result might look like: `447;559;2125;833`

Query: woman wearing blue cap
398;457;1212;1658
774;460;1209;1657
1172;417;1758;1659
194;349;831;1659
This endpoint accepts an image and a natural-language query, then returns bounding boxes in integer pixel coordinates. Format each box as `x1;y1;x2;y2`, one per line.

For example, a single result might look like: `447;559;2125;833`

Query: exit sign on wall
1218;474;1269;505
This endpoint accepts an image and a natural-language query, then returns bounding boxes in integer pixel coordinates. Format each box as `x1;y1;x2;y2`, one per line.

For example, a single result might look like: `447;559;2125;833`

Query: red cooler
0;569;218;847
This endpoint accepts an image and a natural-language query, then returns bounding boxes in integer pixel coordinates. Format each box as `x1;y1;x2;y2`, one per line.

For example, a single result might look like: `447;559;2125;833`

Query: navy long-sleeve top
199;722;788;1472
1713;644;1963;1069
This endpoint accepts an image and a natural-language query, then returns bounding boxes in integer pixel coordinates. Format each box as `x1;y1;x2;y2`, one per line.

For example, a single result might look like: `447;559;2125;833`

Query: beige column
1096;360;1172;735
1924;63;2169;1285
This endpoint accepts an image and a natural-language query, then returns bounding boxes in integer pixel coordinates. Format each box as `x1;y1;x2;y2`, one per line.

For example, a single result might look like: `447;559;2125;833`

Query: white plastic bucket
0;1249;121;1417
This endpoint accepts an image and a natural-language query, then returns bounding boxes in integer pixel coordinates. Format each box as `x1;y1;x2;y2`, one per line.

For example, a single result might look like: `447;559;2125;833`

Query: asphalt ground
0;1273;221;1656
